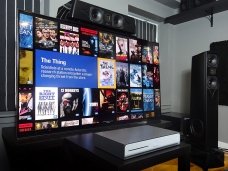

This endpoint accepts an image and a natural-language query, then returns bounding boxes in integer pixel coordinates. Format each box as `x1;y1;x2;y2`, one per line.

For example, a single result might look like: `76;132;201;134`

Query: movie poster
98;58;116;88
130;113;143;120
19;50;33;85
35;120;58;130
130;64;142;87
35;17;58;51
99;32;115;58
143;89;154;111
154;89;161;114
142;45;153;64
116;114;129;121
116;62;129;87
59;24;79;55
153;65;160;88
116;36;128;61
129;39;141;63
153;45;159;65
130;88;143;112
142;64;153;88
19;13;33;49
18;87;33;121
80;27;98;57
82;88;99;116
61;120;79;127
59;88;82;119
35;87;58;120
81;117;99;125
116;89;129;113
99;89;115;123
145;111;155;118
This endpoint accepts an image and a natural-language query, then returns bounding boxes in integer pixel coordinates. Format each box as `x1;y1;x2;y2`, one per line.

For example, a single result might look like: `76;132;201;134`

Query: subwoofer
69;0;135;34
190;51;218;151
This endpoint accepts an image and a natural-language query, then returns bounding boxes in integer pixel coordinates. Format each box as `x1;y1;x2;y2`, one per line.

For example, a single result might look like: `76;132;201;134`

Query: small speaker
190;51;219;151
69;0;135;34
180;0;194;12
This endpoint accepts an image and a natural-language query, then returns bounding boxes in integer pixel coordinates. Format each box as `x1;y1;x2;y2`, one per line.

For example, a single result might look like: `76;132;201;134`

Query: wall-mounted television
17;10;161;138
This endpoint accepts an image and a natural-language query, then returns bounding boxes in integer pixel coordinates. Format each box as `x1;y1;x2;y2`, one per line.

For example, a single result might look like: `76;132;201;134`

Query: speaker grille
89;7;104;24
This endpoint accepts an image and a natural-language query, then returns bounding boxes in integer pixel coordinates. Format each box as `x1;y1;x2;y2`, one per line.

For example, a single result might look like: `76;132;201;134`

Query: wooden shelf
164;0;228;25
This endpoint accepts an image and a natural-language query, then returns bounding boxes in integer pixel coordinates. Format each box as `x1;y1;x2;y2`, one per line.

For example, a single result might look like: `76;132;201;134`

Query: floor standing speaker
190;51;218;151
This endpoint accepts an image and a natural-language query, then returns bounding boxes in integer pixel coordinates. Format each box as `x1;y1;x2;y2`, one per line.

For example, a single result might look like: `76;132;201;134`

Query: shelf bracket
205;8;214;27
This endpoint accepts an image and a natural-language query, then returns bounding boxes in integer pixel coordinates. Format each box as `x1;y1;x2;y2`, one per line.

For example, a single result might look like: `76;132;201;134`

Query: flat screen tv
17;10;161;138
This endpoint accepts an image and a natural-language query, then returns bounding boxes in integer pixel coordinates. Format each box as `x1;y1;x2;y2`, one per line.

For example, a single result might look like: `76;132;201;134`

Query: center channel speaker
69;0;135;34
189;51;218;151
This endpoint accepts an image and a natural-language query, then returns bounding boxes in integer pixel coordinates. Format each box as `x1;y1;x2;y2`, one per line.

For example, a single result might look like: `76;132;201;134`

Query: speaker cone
112;14;124;28
207;76;217;89
89;7;103;24
207;54;218;67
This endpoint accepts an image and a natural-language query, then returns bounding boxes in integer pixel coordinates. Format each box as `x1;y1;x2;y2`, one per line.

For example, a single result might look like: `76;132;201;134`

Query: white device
94;125;180;159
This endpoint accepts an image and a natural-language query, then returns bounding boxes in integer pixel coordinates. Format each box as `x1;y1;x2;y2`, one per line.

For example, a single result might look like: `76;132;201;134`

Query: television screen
17;11;161;137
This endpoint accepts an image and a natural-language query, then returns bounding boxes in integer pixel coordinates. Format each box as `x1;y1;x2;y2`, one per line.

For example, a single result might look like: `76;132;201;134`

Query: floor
142;152;228;171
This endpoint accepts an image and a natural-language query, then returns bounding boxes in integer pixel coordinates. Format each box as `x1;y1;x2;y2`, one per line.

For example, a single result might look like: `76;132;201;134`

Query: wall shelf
164;0;228;25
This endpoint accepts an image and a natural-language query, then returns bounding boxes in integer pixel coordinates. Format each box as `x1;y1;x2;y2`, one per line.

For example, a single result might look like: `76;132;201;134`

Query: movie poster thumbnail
153;45;159;65
59;30;79;55
98;58;116;89
130;64;142;87
130;113;144;120
142;64;153;88
18;123;33;133
18;87;33;121
145;111;155;118
35;17;58;51
129;39;141;63
82;88;99;117
143;89;154;111
142;45;153;64
99;32;115;58
19;13;33;49
116;114;129;121
59;88;82;119
116;36;128;62
154;89;161;111
99;89;116;123
116;89;129;113
153;65;160;88
80;27;98;57
35;120;58;130
116;62;129;87
19;50;33;85
61;120;79;127
130;88;143;112
35;87;58;120
82;117;99;125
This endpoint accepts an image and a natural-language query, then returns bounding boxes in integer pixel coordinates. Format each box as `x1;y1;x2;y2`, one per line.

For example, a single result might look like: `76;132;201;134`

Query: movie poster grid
35;17;58;51
59;23;79;55
19;13;33;49
99;32;115;59
18;12;161;136
80;27;98;57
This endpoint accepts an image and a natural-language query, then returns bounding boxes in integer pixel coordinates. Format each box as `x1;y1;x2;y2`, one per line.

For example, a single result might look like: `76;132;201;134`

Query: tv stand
164;0;228;26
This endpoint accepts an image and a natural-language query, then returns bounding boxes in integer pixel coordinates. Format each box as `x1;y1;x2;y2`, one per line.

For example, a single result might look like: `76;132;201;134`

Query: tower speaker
69;0;135;34
189;51;218;151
